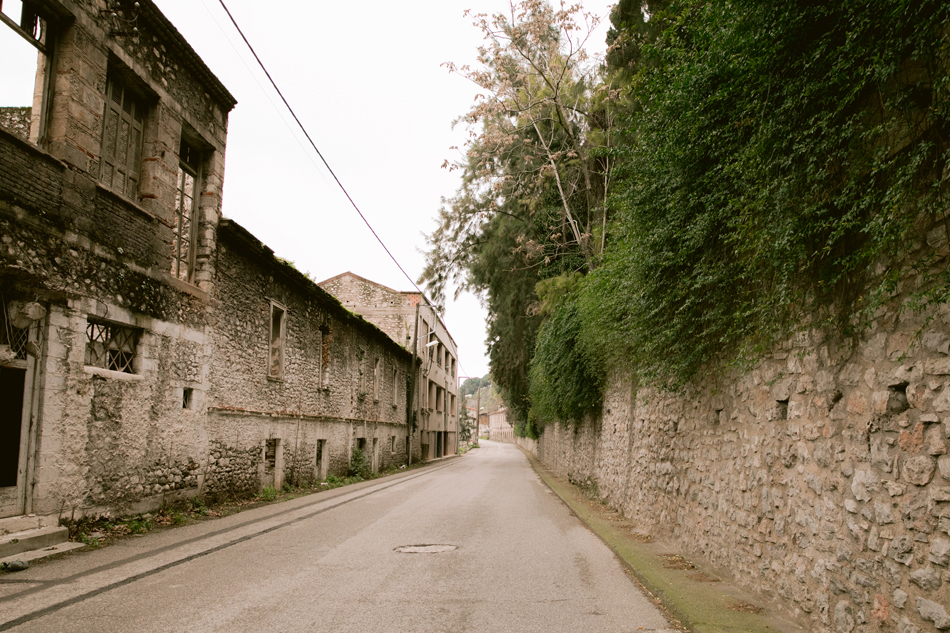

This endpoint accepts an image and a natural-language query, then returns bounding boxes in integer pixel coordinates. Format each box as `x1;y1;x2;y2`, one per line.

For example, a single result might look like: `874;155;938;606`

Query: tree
422;0;612;429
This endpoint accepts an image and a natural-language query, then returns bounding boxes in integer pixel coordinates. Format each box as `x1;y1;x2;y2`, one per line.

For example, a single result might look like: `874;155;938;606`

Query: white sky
0;0;615;381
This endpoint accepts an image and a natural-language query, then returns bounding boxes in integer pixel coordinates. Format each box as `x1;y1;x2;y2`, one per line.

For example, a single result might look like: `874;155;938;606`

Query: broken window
0;0;53;144
100;73;145;200
0;302;29;362
269;303;285;379
171;138;200;282
392;367;398;406
264;439;278;474
373;357;380;399
84;319;139;374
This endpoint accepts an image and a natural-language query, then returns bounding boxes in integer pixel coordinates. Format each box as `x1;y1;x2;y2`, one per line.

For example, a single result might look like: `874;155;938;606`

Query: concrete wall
533;305;950;632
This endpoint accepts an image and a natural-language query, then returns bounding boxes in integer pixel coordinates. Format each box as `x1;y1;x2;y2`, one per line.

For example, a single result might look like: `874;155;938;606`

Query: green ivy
583;0;950;386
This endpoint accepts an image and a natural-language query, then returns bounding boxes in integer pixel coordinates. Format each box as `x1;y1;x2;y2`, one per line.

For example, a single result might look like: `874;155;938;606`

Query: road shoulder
518;445;808;633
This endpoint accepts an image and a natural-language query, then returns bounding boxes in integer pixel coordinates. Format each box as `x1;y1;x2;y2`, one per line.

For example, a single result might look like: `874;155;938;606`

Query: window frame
171;137;201;283
392;366;398;406
84;318;140;375
268;301;286;379
99;72;146;201
373;357;380;400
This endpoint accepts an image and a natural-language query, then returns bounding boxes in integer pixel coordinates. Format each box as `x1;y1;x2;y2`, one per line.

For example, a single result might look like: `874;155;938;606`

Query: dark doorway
0;366;25;487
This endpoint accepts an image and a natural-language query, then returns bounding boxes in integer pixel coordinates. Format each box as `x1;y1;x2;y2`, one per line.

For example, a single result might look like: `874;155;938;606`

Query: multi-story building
319;272;459;459
0;0;413;533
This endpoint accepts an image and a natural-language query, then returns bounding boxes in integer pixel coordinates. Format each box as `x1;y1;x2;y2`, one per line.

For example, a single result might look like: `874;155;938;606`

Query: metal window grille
85;320;138;373
0;309;29;360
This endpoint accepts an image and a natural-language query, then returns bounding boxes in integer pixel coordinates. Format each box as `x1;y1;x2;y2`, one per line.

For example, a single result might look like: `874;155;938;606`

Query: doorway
0;300;41;519
0;366;26;516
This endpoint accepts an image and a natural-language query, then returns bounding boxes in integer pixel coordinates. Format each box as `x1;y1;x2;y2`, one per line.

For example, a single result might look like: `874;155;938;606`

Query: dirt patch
658;554;695;570
627;531;654;543
687;571;721;582
727;601;764;614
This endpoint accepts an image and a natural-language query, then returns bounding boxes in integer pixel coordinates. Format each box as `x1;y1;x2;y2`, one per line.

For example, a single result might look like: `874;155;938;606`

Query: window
269;303;285;378
264;439;278;474
373;357;380;399
0;0;52;145
390;436;396;454
392;367;398;406
100;73;145;199
318;327;330;387
171;138;200;282
85;319;139;374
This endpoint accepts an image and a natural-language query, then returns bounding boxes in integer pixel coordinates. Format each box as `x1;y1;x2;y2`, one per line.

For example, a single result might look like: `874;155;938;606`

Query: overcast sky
0;0;615;382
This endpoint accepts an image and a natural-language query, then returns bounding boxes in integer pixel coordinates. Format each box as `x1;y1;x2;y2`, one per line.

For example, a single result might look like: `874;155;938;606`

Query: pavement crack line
0;459;466;631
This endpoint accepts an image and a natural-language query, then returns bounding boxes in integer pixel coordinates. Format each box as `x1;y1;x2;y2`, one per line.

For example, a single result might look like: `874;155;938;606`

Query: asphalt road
0;441;679;632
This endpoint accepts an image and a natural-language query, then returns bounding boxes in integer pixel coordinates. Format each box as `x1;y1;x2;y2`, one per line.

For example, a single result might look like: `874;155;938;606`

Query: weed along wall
533;311;950;632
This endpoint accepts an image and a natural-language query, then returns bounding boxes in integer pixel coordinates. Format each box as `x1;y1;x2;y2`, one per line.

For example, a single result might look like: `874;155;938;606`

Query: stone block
934;387;950;413
940;455;950;481
930;538;950;566
898;616;921;633
926;425;948;456
916;597;950;629
908;565;942;590
893;588;908;608
926;358;950;375
923;330;950;355
902;455;936;486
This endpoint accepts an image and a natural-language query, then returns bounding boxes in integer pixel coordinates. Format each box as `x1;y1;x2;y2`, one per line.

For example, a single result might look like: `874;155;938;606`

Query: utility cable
216;0;424;296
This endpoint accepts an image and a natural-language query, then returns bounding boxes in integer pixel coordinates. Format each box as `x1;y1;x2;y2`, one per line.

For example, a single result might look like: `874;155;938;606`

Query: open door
0;301;42;519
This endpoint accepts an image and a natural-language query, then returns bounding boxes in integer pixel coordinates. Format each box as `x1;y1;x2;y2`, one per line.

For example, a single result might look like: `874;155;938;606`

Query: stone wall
534;312;950;632
0;108;31;142
0;0;414;523
319;272;415;348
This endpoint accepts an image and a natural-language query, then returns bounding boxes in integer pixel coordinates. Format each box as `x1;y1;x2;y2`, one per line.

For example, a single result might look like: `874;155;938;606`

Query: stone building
488;408;513;442
319;272;459;459
0;0;414;533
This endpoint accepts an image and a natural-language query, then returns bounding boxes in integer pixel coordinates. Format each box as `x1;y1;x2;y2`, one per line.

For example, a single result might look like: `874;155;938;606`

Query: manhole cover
394;544;458;554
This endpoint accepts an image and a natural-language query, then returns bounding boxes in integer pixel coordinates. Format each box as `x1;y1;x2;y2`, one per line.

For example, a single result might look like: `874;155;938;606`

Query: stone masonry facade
533;282;950;632
0;0;414;523
319;271;460;460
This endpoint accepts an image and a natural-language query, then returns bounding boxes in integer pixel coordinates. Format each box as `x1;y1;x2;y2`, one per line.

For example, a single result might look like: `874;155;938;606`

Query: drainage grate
394;544;458;554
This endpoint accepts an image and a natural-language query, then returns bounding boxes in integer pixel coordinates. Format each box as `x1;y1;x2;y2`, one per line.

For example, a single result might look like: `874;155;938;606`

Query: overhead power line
216;0;424;296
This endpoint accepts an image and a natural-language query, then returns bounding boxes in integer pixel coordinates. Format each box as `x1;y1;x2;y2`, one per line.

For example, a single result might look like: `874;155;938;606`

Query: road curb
517;444;807;633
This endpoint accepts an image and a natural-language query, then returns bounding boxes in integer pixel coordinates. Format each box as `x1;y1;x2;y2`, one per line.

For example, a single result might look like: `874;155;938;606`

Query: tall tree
421;0;611;429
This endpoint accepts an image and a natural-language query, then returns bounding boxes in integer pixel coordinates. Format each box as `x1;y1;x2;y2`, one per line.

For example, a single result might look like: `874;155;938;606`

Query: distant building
319;272;459;459
488;408;513;442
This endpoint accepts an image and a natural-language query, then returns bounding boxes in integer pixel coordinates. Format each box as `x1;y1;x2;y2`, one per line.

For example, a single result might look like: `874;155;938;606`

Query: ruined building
319;272;459;460
0;0;415;531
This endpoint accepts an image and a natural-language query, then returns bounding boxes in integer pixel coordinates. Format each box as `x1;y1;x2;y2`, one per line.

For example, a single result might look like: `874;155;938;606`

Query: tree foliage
582;0;950;385
421;0;612;428
460;375;491;396
426;0;950;430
